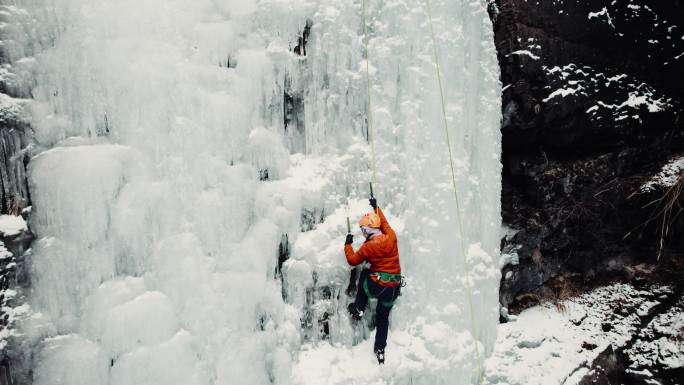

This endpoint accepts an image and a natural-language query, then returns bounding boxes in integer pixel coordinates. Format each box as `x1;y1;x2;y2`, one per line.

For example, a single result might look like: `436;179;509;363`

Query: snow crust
484;283;674;385
9;0;501;384
626;297;684;371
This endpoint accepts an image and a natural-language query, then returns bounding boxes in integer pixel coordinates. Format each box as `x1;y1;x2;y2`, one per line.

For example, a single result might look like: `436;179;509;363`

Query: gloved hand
345;234;354;245
369;197;377;210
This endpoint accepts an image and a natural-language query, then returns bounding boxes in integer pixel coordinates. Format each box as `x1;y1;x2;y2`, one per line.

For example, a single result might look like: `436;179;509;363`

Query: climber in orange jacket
344;197;402;364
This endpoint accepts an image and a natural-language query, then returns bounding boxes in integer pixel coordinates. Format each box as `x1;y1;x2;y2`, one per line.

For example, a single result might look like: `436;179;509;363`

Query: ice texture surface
11;0;501;384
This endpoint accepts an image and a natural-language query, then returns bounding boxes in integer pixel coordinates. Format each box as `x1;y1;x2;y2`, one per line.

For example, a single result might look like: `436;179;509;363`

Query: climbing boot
375;348;385;364
347;303;363;321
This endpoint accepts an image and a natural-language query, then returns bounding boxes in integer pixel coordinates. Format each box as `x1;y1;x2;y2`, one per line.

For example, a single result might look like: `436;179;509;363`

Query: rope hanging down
362;0;378;195
360;1;484;381
424;0;484;383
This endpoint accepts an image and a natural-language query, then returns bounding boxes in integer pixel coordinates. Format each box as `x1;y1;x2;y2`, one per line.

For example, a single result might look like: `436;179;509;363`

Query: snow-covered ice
6;0;501;384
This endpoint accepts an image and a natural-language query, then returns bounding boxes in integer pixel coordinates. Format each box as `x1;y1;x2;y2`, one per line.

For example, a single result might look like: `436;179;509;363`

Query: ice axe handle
369;182;378;213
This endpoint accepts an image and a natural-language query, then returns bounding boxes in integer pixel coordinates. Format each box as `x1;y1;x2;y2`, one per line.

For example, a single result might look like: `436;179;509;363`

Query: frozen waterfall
5;0;501;383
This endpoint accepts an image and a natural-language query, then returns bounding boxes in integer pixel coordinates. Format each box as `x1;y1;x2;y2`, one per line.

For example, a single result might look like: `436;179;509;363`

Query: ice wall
9;0;500;384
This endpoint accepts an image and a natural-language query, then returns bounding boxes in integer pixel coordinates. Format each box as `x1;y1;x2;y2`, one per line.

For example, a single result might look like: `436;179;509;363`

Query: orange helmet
358;212;381;228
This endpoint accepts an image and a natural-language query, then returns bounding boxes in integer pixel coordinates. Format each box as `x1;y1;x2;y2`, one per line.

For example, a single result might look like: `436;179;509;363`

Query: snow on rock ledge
485;283;678;385
640;156;684;192
0;215;27;237
626;297;684;374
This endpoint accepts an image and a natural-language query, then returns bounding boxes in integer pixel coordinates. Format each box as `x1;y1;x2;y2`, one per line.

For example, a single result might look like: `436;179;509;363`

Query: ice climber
344;197;402;364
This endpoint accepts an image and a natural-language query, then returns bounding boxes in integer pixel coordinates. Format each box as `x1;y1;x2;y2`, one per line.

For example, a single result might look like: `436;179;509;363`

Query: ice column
10;0;500;384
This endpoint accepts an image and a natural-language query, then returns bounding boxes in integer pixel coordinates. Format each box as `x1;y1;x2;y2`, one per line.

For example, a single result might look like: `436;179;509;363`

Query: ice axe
344;186;357;297
369;182;377;214
345;185;352;234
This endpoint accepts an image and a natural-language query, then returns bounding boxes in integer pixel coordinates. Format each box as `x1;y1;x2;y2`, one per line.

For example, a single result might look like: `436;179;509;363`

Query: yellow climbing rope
424;0;484;383
361;1;484;381
362;0;378;194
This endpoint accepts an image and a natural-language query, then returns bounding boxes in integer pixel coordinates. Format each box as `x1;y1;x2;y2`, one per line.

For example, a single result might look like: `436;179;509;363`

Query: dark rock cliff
491;0;683;312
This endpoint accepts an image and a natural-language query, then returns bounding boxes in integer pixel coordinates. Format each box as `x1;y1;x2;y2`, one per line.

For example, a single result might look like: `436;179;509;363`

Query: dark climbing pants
354;268;401;351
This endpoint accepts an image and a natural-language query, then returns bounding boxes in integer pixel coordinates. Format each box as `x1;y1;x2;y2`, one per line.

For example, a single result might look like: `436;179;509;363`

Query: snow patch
543;85;584;102
0;215;27;236
485;283;672;385
588;7;615;28
641;156;684;192
509;50;540;60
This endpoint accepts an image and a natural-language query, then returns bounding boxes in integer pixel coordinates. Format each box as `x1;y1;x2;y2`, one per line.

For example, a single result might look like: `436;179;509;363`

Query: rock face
0;6;36;384
0;4;34;216
491;0;684;310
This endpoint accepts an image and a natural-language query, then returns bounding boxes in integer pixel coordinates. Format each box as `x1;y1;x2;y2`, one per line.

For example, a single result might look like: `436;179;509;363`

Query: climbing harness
424;0;484;383
370;271;403;286
363;276;401;308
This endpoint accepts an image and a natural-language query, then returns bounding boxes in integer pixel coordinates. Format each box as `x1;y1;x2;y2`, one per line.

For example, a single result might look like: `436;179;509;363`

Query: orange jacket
344;207;401;284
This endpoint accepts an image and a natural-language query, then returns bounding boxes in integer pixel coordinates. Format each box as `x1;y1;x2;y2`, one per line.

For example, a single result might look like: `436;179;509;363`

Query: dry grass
514;293;541;309
643;170;684;261
8;194;27;216
542;276;580;313
511;276;581;314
